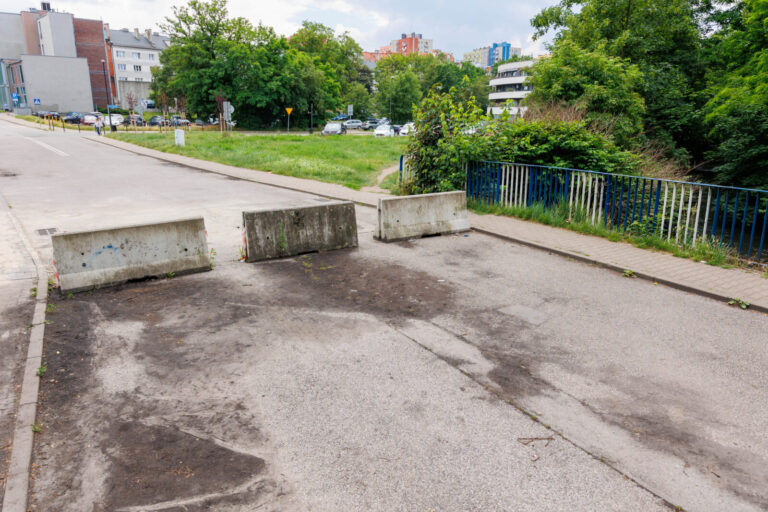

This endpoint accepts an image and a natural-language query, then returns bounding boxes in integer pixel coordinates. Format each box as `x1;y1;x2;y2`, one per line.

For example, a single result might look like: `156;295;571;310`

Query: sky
3;0;556;58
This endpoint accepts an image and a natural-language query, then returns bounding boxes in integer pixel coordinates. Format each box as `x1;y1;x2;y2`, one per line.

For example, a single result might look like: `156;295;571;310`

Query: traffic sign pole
285;107;293;132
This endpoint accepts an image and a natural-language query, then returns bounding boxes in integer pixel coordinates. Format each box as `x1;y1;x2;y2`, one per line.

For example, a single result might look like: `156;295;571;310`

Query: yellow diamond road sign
285;107;293;115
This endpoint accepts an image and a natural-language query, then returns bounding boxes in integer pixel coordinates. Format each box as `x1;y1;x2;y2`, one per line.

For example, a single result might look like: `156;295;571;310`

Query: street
1;119;766;511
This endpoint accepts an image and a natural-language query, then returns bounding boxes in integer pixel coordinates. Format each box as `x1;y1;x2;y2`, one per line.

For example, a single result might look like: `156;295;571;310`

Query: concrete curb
88;136;767;314
0;196;49;512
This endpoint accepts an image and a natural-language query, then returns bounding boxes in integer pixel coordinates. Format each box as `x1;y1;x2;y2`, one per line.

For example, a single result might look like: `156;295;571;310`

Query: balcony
489;76;527;87
488;91;530;101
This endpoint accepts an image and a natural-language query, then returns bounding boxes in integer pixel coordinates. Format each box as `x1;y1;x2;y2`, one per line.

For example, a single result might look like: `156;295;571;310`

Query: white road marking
23;137;69;157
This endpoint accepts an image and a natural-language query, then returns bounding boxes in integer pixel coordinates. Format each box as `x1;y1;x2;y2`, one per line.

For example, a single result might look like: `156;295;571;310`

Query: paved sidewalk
91;135;768;312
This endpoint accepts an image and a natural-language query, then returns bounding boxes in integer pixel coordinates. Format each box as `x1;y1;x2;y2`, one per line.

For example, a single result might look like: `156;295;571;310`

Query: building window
118;76;128;81
134;65;142;71
148;53;155;61
132;52;140;59
117;64;126;70
135;77;144;82
116;50;125;57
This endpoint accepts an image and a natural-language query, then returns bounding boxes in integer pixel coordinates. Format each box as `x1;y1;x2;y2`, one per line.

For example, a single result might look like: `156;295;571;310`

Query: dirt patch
102;421;266;510
267;250;454;321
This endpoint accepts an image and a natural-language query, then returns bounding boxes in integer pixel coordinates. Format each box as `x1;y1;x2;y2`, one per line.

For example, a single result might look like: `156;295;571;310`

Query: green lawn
109;132;407;190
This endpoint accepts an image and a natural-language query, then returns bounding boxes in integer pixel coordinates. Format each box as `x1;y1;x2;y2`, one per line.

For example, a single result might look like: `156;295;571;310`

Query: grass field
109;132;408;190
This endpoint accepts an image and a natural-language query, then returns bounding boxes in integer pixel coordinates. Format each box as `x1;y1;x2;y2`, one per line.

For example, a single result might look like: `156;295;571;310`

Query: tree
374;70;422;123
704;0;768;187
530;0;707;162
526;41;646;148
342;83;371;120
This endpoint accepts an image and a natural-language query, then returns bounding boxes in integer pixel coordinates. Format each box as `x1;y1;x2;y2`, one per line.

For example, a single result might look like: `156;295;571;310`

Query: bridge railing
465;161;768;263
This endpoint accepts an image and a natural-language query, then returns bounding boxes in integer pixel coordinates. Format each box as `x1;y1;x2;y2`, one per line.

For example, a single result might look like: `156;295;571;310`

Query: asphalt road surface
1;119;766;511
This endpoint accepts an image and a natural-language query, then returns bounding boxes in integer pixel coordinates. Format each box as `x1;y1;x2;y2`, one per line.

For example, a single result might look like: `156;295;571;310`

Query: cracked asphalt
1;119;766;511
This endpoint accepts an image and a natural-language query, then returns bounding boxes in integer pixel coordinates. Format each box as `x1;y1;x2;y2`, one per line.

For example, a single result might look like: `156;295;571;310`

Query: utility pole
100;59;114;132
309;103;314;135
389;75;394;123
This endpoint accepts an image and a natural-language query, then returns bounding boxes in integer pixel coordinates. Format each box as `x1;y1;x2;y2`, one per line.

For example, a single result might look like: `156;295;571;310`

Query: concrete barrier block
374;191;470;242
52;217;210;293
243;202;358;262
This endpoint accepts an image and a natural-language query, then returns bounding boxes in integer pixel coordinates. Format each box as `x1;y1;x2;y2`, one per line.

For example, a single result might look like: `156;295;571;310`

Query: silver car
343;119;362;130
322;122;346;135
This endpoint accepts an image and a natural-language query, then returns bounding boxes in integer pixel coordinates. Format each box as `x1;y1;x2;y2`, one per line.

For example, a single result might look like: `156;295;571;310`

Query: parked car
343;119;362;129
373;124;394;137
143;99;155;109
103;113;124;126
147;115;168;126
331;113;349;121
62;112;83;124
123;114;146;126
81;112;103;125
35;110;49;118
399;122;415;136
361;119;378;130
170;115;191;127
322;122;346;135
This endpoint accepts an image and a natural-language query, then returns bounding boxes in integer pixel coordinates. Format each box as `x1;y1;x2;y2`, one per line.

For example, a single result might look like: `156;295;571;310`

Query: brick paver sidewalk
89;135;768;312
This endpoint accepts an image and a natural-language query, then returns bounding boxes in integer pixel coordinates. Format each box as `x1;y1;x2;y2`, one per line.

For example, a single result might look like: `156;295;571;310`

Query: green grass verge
469;199;739;268
108;131;407;190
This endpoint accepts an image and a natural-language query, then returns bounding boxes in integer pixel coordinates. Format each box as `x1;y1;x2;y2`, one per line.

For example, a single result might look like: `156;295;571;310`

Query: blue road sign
11;93;18;99
107;104;119;109
33;98;41;105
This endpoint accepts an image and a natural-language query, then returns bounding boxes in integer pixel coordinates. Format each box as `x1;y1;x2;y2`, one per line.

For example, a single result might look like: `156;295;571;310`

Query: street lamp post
389;75;394;123
100;59;114;132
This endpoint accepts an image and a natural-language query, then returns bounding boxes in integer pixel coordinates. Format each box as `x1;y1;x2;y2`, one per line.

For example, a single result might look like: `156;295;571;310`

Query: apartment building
463;42;521;68
0;6;95;112
488;59;535;117
363;33;453;67
106;27;170;109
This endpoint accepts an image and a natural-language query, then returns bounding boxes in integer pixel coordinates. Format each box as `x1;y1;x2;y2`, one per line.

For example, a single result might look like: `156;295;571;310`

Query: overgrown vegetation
404;82;639;194
529;0;768;189
109;132;406;190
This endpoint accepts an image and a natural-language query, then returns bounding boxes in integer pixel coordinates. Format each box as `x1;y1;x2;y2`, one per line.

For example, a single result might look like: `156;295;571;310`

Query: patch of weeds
166;271;176;279
209;248;217;269
36;364;47;377
30;287;37;297
45;303;57;314
277;223;288;255
31;423;42;433
47;277;55;289
622;269;636;278
238;246;246;261
44;319;51;325
763;271;768;279
66;292;74;299
727;298;750;310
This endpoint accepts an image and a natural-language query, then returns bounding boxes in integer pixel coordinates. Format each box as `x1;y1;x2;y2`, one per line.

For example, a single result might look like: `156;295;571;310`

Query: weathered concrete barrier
52;217;210;293
374;191;470;242
243;202;358;262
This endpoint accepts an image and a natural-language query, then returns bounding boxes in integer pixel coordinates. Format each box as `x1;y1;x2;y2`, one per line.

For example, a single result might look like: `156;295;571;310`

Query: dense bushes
405;84;639;194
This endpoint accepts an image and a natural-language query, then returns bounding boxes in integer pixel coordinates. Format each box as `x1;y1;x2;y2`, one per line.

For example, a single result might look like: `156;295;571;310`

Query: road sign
347;104;353;116
107;104;119;109
33;98;41;105
12;93;18;100
285;107;293;116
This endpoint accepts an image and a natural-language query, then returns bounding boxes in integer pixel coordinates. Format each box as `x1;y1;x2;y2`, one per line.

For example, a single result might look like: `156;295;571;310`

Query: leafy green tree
526;41;646;148
704;0;768;187
530;0;707;161
342;82;372;120
374;70;422;123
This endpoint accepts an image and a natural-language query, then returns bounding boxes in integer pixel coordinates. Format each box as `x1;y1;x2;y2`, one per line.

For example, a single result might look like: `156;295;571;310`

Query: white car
81;112;103;125
374;124;394;137
399;122;415;136
343;119;362;129
103;113;124;126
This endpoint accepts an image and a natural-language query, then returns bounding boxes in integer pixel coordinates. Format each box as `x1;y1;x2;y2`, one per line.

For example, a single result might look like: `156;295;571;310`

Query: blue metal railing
465;161;768;263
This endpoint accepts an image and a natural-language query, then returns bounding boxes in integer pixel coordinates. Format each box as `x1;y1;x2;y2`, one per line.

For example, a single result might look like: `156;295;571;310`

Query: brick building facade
73;18;115;109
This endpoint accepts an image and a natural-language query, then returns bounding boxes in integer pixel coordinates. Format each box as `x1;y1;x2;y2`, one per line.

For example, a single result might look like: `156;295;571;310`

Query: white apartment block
488;60;535;117
107;26;169;108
